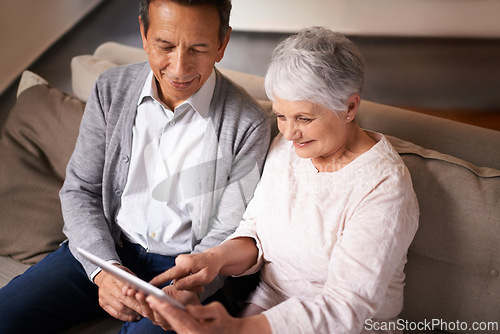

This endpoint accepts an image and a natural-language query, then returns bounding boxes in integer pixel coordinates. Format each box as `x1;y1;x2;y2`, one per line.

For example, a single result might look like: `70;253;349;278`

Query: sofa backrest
76;42;500;168
357;100;500;170
386;135;500;330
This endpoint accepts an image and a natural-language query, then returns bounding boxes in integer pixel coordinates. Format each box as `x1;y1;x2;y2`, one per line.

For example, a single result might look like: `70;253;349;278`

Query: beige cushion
93;41;148;65
387;135;500;329
16;70;48;97
0;71;85;264
218;67;268;101
0;256;30;288
71;55;117;102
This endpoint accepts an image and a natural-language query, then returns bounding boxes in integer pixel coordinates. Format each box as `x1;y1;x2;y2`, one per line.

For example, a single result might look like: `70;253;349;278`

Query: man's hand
93;265;142;322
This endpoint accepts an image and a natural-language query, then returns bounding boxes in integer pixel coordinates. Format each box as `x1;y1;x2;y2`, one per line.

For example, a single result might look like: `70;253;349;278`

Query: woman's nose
282;121;300;141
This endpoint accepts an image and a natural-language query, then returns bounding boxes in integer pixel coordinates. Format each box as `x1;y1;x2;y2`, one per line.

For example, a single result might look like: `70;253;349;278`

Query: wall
230;0;500;38
223;0;500;124
0;0;103;94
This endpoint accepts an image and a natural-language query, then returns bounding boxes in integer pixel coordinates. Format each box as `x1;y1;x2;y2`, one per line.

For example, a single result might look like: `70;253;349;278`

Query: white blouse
227;131;419;334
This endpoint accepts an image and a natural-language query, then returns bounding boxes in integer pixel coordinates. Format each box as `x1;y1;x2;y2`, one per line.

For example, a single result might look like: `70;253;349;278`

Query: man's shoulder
91;62;149;104
97;62;150;87
215;71;269;123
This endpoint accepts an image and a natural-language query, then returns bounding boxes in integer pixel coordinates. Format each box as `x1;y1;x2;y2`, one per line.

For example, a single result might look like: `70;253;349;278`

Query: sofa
1;41;498;334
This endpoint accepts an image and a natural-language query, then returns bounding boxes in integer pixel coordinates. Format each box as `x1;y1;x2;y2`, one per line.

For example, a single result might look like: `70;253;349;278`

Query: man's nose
170;49;192;79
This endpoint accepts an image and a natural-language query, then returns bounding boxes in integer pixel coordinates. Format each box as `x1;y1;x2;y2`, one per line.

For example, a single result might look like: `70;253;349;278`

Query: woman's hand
150;238;259;293
146;299;238;333
150;251;223;293
146;298;272;334
123;283;200;330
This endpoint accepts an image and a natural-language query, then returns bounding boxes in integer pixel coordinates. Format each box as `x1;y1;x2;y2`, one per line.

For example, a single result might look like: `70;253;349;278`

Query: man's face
140;0;230;110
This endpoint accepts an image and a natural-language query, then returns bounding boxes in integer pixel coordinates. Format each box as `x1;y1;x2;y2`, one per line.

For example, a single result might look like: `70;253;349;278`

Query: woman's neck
312;125;376;173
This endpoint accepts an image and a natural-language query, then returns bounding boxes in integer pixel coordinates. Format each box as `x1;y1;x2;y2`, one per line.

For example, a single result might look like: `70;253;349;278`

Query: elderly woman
142;27;419;334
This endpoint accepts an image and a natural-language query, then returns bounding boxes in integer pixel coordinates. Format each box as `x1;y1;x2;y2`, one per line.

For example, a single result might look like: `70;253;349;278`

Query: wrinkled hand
150;252;222;293
123;282;200;330
146;299;242;334
94;265;142;322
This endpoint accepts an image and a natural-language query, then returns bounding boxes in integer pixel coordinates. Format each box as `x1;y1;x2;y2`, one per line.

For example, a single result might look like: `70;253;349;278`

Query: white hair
265;27;365;116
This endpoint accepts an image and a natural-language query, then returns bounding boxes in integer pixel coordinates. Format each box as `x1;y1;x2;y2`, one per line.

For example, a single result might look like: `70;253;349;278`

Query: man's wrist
91;260;121;284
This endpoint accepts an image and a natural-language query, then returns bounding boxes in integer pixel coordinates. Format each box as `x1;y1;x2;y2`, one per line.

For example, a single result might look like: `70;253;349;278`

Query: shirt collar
138;70;215;118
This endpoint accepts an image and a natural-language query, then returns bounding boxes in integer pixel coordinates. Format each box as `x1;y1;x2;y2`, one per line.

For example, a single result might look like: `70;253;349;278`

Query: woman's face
273;97;350;161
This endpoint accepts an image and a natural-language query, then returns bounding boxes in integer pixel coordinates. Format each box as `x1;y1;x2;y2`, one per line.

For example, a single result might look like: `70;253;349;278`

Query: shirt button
490;269;499;277
169;120;176;126
114;189;123;196
150;232;157;238
121;155;130;163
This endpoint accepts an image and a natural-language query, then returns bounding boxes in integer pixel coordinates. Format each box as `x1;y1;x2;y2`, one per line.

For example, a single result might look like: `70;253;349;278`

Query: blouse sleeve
263;170;419;334
223;179;266;276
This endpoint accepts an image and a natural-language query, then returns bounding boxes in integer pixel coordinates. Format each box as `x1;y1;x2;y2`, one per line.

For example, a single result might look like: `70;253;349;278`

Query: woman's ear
346;94;360;122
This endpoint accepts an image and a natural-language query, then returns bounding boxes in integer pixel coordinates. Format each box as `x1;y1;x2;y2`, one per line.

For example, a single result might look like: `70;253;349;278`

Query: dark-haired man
0;0;270;333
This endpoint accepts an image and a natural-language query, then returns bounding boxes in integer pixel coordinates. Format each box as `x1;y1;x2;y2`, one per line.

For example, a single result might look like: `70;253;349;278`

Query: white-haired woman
143;27;419;334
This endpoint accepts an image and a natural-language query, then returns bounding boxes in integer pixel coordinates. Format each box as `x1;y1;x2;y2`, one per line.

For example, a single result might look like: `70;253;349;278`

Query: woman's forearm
239;314;272;334
208;237;259;276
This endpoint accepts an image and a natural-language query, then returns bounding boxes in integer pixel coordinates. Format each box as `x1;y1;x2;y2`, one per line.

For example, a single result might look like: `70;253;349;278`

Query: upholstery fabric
0;71;85;264
387;135;500;328
358;101;500;170
93;41;148;66
71;55;116;101
0;256;30;288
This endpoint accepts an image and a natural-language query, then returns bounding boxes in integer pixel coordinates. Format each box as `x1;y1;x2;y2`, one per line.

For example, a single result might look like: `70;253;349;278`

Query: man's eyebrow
155;38;172;44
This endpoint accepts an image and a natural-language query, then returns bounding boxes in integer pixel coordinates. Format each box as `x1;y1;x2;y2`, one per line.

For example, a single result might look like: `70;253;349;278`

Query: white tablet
77;247;185;310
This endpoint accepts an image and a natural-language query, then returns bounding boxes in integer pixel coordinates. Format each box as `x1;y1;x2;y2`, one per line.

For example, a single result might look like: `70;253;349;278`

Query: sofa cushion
0;71;85;264
71;55;117;102
387;135;500;331
93;41;148;66
0;256;30;288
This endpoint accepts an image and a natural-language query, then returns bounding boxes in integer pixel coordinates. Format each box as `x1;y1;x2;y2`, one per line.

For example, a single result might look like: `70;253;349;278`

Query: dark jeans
0;240;176;334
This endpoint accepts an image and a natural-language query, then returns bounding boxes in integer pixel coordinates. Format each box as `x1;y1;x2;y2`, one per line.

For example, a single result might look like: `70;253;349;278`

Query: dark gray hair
139;0;232;44
265;27;365;115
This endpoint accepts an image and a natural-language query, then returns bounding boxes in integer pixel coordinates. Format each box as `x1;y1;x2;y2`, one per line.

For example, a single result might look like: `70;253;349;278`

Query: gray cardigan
60;62;270;298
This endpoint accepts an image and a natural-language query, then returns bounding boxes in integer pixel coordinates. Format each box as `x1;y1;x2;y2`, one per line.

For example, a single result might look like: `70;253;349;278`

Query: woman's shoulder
354;131;410;182
363;131;404;164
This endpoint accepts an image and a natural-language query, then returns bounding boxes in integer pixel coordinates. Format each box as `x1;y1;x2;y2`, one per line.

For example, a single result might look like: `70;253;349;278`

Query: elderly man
0;0;270;333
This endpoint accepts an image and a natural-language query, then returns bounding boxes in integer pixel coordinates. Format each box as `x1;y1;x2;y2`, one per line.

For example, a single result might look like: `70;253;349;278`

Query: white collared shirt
116;70;215;255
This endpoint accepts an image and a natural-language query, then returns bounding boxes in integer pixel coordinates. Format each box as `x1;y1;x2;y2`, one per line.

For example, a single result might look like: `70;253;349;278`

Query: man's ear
346;94;361;121
139;16;149;55
216;27;232;63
